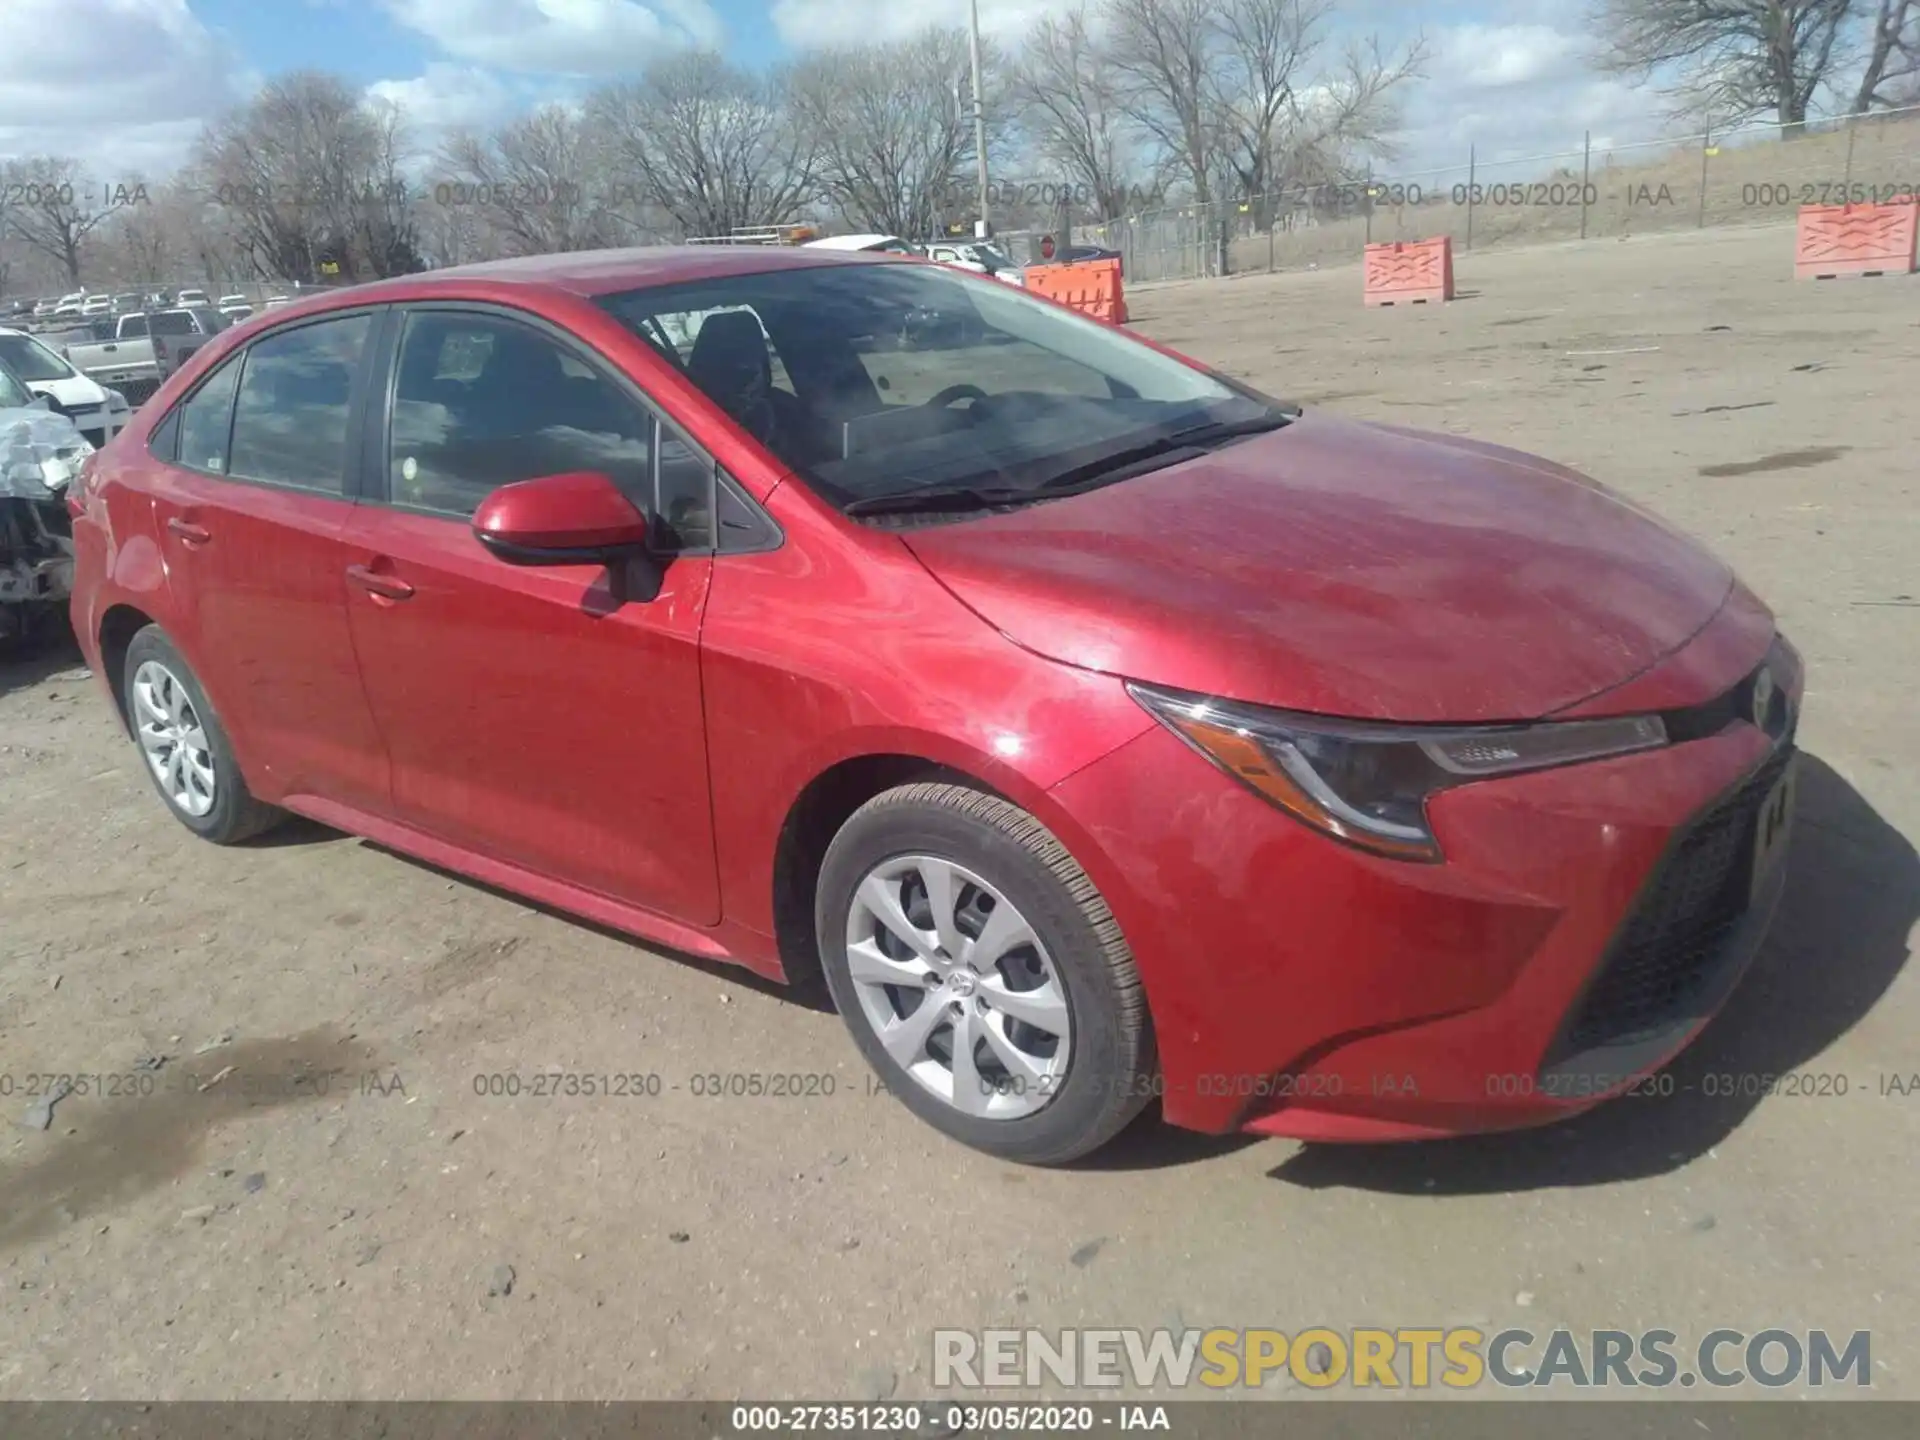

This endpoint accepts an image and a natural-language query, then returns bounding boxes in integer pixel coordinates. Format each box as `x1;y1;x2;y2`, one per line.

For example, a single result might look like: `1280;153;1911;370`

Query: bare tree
1105;0;1227;203
437;104;611;258
587;51;815;240
1006;4;1144;222
790;27;990;237
1853;0;1920;109
197;71;422;284
351;97;425;278
85;175;183;285
1591;0;1855;129
0;157;128;285
1213;1;1425;224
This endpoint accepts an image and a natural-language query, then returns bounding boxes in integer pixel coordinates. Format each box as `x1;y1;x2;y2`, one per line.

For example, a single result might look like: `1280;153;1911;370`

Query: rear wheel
121;626;282;844
817;782;1155;1165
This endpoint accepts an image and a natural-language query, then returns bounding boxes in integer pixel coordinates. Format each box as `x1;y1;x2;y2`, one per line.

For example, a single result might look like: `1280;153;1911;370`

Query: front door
339;305;721;924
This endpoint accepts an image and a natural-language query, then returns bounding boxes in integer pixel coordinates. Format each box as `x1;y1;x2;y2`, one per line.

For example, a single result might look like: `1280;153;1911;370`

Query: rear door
338;303;723;924
143;309;390;812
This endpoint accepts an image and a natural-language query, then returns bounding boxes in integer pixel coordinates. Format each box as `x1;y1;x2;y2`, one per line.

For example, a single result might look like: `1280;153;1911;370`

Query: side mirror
472;470;655;567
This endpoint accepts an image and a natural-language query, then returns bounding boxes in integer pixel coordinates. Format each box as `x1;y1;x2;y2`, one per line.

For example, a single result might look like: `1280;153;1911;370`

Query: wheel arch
96;602;157;738
770;752;1007;994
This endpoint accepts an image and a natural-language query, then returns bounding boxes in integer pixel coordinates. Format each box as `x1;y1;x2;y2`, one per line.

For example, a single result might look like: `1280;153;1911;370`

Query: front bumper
1046;644;1801;1141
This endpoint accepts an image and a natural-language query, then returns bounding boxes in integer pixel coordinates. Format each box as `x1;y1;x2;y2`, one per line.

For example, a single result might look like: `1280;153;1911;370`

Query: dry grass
1098;109;1920;282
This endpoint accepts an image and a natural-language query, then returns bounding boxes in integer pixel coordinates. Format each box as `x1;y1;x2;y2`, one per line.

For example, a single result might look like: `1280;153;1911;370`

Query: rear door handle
346;564;415;602
166;518;210;545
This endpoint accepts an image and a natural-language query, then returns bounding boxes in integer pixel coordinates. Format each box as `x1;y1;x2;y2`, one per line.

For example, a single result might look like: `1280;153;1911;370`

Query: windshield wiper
843;408;1296;518
1025;409;1294;495
844;485;1047;517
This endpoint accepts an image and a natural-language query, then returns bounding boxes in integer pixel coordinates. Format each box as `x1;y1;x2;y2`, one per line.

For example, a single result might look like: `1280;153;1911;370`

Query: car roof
264;244;909;313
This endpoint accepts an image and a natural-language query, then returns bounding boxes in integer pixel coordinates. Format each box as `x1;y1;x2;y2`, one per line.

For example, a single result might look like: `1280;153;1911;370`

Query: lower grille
1559;746;1794;1054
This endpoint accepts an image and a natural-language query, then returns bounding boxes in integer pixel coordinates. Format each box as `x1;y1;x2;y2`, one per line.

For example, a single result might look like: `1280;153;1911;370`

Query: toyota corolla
67;246;1800;1164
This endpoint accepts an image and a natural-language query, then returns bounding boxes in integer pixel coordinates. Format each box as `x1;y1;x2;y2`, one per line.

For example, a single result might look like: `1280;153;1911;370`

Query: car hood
900;411;1735;723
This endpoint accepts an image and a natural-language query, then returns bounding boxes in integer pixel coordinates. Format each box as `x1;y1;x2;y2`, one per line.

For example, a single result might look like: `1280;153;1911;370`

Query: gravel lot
2;221;1916;1402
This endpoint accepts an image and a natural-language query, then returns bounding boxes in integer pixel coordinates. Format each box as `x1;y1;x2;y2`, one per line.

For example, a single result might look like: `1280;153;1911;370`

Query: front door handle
346;564;415;602
167;518;211;545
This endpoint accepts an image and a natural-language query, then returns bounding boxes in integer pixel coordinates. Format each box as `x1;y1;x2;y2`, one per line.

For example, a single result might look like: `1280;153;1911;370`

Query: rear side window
227;314;371;493
174;359;242;473
119;314;149;338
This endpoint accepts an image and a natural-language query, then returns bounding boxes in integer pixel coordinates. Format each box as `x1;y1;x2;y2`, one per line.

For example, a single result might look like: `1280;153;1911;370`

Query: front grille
1558;746;1794;1054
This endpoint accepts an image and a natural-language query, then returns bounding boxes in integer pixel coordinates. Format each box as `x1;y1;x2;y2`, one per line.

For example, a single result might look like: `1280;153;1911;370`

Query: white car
176;288;210;307
801;233;924;255
924;241;1026;287
0;327;131;449
216;293;248;310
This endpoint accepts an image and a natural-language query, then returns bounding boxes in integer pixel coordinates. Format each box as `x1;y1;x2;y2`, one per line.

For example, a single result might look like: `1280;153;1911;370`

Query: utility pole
969;0;990;239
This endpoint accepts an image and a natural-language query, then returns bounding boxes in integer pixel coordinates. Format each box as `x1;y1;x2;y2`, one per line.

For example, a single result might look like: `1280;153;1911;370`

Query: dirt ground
2;222;1917;1403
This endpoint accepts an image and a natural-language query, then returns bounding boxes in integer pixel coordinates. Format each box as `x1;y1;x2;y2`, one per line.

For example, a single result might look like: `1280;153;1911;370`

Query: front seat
685;311;780;446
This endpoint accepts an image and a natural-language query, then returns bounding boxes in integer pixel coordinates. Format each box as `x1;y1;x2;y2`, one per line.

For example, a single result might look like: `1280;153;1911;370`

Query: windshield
0;333;74;382
598;260;1278;512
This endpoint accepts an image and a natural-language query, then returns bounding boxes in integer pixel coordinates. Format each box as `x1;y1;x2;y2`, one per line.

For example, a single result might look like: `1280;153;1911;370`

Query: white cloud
367;62;524;134
1388;14;1670;176
771;0;1063;50
0;0;252;177
1440;24;1579;90
385;0;725;75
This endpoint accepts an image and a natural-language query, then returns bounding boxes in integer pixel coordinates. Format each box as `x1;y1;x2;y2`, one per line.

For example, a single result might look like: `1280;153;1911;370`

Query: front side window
597;263;1284;516
387;310;654;521
227;313;371;493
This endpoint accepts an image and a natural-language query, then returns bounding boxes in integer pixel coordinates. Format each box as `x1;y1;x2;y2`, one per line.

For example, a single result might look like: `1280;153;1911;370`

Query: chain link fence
1079;104;1920;285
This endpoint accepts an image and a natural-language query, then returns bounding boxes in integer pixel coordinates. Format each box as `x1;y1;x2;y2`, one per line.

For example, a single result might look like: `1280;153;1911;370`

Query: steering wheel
923;383;988;410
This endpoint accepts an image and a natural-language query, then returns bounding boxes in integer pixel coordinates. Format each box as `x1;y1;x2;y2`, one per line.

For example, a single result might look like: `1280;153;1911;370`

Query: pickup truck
59;307;224;404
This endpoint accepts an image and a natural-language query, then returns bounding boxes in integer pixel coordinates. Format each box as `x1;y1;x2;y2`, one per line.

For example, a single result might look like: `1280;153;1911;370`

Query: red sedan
66;246;1801;1163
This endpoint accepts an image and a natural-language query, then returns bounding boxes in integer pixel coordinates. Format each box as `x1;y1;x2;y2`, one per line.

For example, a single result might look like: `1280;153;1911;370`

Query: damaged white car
0;358;91;649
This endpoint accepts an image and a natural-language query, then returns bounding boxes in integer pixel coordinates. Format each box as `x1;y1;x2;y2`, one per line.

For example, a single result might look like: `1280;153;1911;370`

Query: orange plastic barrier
1794;198;1918;279
1363;236;1455;306
1025;258;1128;324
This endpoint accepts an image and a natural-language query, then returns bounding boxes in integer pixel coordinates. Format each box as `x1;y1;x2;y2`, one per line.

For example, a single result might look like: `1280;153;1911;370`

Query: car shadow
1267;752;1915;1193
1074;1105;1263;1171
0;619;86;700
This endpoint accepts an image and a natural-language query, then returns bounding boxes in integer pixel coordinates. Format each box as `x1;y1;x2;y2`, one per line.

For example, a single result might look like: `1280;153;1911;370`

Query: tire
121;625;283;844
817;782;1156;1165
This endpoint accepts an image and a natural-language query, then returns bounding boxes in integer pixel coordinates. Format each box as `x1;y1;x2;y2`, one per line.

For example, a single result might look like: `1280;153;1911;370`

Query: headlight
1127;682;1669;862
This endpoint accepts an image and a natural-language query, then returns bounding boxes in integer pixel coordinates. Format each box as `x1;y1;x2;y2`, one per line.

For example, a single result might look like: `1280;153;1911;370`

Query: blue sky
2;0;1686;184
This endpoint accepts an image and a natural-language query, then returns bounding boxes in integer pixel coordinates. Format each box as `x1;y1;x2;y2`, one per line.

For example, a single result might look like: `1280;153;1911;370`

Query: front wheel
817;782;1155;1165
